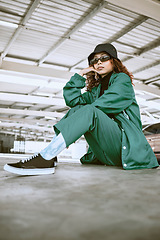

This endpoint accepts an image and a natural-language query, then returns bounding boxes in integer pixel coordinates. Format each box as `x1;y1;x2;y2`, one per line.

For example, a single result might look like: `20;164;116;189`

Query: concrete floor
0;154;160;240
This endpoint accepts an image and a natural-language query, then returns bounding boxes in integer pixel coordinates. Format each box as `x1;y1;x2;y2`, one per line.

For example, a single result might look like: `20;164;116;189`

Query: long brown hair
86;58;134;91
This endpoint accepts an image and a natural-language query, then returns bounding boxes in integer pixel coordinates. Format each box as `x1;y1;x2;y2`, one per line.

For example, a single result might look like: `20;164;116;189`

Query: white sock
40;133;66;160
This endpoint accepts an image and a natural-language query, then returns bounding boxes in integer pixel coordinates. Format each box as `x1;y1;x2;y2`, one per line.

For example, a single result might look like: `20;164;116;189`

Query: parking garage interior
0;0;160;239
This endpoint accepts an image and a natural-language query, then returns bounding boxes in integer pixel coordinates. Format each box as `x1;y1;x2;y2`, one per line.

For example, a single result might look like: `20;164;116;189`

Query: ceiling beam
106;15;148;43
0;117;56;126
0;130;54;140
135;74;160;84
136;96;160;111
38;0;107;65
133;59;160;74
134;37;160;56
144;74;160;84
122;37;160;62
0;122;54;133
1;0;41;59
0;108;64;118
0;60;73;79
134;82;160;98
106;0;160;21
0;93;65;106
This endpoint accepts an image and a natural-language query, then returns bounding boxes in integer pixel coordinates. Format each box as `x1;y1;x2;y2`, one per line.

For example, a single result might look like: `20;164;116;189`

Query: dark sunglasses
90;55;111;65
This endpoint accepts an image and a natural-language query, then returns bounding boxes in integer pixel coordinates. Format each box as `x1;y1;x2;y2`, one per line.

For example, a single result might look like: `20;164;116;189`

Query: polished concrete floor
0;154;160;240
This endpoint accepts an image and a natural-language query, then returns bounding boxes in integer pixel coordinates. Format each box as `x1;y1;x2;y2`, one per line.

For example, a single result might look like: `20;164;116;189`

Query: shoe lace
20;153;39;163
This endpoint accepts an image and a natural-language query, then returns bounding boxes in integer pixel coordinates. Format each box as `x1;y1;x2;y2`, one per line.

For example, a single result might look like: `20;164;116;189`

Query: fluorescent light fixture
34;92;56;97
0;72;66;89
0;20;18;28
4;56;35;65
0;73;47;86
45;116;57;120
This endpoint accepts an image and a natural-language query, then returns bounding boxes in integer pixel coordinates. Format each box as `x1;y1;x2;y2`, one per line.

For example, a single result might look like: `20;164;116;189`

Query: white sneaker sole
4;164;55;175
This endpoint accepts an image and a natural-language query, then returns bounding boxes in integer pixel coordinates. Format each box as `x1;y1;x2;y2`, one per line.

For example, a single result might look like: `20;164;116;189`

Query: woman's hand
79;66;98;77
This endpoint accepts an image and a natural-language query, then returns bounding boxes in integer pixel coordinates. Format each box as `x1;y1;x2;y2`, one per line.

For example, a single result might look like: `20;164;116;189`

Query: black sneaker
3;153;57;175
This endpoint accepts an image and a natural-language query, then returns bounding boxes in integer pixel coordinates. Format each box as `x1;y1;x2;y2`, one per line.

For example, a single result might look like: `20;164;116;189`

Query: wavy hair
86;58;134;91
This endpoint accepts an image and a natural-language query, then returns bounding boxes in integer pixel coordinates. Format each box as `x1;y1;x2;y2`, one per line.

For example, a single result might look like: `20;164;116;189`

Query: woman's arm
63;73;93;107
63;67;98;108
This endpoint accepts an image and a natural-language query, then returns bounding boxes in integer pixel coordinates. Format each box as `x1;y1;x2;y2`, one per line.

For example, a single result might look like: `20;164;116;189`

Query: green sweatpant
54;105;122;166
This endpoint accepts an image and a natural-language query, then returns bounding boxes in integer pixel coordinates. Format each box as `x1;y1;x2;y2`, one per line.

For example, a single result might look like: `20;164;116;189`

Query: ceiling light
45;116;56;120
0;20;18;28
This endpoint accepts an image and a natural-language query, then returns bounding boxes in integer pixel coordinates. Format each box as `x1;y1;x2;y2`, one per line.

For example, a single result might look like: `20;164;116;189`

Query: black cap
88;43;118;65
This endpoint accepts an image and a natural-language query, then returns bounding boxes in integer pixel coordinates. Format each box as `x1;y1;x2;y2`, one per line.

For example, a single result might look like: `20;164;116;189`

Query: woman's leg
80;146;104;165
40;105;86;159
40;133;66;160
84;127;122;166
54;105;122;166
4;105;122;175
3;105;87;175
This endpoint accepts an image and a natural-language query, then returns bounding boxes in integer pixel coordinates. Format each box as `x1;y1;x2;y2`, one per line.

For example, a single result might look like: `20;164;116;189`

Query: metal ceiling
0;0;160;141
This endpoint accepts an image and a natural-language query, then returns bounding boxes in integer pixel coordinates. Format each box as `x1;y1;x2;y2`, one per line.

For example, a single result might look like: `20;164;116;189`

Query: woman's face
92;52;113;78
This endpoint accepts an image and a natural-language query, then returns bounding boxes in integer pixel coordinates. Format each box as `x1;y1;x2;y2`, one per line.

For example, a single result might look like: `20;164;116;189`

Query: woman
4;43;159;175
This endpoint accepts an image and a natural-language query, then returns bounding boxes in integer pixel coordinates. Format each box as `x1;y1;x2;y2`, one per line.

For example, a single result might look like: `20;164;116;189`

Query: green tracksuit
54;72;159;170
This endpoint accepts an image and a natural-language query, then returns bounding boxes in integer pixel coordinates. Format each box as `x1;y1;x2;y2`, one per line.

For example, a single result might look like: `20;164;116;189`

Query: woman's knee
67;105;97;120
62;105;84;119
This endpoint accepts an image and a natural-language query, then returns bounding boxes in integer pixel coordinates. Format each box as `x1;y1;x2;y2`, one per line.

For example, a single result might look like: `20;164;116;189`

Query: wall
0;133;14;153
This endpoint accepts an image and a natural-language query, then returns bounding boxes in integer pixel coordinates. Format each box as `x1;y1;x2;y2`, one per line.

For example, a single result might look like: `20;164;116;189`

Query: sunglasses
90;55;111;65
